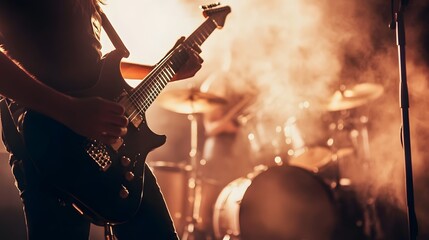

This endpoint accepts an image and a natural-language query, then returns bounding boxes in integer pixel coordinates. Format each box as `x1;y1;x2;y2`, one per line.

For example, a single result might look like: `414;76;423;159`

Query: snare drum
149;161;190;236
213;165;338;240
150;161;224;236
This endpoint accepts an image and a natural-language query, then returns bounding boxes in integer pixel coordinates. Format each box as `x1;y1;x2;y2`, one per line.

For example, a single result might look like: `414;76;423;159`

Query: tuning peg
200;2;221;10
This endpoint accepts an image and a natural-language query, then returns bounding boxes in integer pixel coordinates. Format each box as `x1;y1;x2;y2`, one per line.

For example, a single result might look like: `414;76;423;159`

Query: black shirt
0;0;103;92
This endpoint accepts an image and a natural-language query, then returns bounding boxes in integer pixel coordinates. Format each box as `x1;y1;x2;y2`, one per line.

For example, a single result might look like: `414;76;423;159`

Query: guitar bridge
86;140;112;171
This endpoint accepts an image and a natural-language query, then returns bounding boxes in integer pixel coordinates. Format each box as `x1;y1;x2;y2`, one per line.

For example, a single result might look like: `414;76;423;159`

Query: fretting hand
170;36;204;81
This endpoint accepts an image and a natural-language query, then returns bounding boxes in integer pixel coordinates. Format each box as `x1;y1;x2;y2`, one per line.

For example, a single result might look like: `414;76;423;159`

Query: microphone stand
389;0;418;239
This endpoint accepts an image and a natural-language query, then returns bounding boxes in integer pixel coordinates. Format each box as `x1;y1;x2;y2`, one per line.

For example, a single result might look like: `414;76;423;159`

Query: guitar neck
128;18;218;113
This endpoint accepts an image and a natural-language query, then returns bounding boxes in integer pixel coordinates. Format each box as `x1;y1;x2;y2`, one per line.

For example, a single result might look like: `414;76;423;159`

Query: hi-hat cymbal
157;88;227;114
325;83;384;111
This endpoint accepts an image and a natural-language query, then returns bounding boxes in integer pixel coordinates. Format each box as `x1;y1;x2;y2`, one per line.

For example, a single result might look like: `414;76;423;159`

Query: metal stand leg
104;223;116;240
181;114;204;240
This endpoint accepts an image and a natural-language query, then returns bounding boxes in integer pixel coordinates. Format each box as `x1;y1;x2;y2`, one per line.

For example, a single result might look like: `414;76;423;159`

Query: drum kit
149;82;384;240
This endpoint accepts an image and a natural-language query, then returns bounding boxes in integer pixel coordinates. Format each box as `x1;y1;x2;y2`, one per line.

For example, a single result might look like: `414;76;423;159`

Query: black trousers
11;155;179;240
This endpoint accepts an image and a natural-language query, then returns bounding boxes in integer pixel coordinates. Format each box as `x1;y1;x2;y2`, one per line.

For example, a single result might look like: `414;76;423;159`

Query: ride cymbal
157;88;227;114
325;83;384;111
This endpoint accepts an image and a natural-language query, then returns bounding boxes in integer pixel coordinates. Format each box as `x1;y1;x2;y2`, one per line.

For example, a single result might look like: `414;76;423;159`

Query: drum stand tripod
331;111;379;239
155;86;228;239
181;113;205;240
104;223;115;240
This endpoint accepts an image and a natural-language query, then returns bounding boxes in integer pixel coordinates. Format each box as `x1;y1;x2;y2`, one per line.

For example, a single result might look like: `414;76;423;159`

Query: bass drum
213;165;338;240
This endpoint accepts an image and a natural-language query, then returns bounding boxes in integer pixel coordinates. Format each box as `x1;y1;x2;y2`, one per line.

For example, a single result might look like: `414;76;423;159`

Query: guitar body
22;50;166;225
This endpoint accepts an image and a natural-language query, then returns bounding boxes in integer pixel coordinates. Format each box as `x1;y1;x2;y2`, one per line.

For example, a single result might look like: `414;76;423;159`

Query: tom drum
213;165;338;240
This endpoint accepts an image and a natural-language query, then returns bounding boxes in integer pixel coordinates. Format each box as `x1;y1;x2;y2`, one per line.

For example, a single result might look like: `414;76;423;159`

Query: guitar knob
119;185;129;199
125;171;135;181
121;156;131;167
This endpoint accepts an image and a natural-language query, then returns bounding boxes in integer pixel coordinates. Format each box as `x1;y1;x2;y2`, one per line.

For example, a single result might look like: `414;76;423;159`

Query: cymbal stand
181;113;204;240
349;115;372;166
331;112;379;239
349;114;378;239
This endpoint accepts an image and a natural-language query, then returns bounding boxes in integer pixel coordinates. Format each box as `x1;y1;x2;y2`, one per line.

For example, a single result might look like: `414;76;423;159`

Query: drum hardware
158;87;228;240
244;115;307;168
156;83;385;239
322;82;381;181
180;113;205;240
322;89;384;239
326;111;374;181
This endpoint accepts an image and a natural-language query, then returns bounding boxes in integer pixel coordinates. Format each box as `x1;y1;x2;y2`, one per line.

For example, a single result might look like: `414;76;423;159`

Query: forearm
120;61;154;79
0;51;128;142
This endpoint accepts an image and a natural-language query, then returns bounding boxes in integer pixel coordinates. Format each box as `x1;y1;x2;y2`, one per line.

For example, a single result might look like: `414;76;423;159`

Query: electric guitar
22;4;231;225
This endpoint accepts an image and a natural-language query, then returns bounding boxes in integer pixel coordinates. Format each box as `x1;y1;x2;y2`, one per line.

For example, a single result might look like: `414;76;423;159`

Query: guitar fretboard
127;18;218;119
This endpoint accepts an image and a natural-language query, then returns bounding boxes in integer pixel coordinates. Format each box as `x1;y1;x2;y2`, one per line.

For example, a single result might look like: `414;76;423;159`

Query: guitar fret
133;54;184;113
202;29;209;37
131;95;145;113
156;74;168;87
169;58;180;72
164;68;174;78
202;25;210;35
153;79;163;93
202;30;210;39
149;81;162;98
195;34;203;44
128;94;140;109
144;85;158;105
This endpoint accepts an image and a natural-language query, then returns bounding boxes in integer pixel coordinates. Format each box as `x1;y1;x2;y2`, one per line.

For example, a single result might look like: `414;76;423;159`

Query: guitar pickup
110;137;124;152
86;140;112;172
129;114;144;128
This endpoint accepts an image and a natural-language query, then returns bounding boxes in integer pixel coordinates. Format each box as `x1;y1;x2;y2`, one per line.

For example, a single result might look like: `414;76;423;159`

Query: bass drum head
239;166;338;240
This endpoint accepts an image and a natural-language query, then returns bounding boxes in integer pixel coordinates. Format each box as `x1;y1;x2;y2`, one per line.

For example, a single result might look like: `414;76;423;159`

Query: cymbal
289;146;355;173
289;147;332;172
157;88;227;114
325;83;384;111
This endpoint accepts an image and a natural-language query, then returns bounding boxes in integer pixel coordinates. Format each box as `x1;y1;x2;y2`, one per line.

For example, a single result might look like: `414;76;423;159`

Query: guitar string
127;19;215;111
126;21;214;121
125;42;195;118
127;50;183;120
122;19;216;122
124;53;181;121
127;22;215;122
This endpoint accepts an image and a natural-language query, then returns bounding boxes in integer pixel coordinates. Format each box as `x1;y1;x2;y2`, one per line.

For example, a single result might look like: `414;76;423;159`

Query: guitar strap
99;11;130;58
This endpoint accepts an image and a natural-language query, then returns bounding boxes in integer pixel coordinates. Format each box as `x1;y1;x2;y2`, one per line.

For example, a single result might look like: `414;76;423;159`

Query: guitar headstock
200;3;231;29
